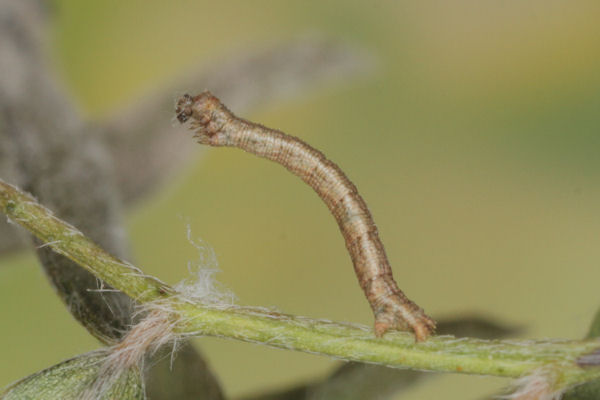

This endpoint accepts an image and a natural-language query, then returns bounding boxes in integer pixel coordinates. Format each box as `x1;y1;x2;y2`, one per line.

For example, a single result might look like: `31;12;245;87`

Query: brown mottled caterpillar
175;92;435;341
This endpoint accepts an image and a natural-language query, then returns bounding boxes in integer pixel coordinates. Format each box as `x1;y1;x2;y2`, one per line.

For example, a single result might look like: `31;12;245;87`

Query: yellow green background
2;1;600;398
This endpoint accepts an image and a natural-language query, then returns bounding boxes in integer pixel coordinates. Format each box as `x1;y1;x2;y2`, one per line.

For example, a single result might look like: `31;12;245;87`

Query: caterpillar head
176;92;230;146
175;94;194;123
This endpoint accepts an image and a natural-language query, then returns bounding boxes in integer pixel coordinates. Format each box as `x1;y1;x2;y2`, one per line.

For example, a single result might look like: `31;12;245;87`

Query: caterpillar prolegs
176;92;435;341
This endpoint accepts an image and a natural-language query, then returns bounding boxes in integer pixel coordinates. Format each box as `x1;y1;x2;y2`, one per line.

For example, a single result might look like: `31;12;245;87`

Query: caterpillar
176;92;435;341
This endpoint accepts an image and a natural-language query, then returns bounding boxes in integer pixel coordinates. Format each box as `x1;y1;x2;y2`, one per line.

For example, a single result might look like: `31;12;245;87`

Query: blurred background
1;1;600;398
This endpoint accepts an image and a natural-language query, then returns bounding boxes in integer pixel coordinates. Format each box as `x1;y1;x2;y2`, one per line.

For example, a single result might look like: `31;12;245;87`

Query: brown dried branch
0;35;372;253
0;0;134;340
102;36;372;203
0;2;373;399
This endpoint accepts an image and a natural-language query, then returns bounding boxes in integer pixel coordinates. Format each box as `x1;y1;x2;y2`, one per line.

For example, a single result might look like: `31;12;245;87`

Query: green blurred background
2;1;600;398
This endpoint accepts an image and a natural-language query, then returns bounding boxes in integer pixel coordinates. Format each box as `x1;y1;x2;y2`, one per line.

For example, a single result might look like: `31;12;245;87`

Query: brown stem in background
176;92;436;341
0;36;372;254
102;36;372;204
0;0;134;342
0;1;221;398
0;2;372;398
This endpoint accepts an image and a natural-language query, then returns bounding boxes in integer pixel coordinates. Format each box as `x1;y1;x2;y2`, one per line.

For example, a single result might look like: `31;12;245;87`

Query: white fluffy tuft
173;224;235;307
79;224;237;399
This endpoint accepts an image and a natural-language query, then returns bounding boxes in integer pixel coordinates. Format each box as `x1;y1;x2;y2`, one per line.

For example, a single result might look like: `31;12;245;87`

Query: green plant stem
2;178;600;388
0;179;170;302
172;303;600;382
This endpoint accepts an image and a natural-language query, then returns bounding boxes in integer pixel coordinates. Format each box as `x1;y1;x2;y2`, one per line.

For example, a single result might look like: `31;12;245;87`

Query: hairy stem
0;179;169;302
2;178;600;388
238;317;519;400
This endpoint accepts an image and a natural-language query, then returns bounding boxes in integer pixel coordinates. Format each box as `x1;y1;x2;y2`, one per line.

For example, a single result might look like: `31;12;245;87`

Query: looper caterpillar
176;92;435;341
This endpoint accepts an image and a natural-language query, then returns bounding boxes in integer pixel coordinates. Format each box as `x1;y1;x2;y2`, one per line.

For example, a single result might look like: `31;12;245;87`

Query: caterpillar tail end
373;294;436;342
